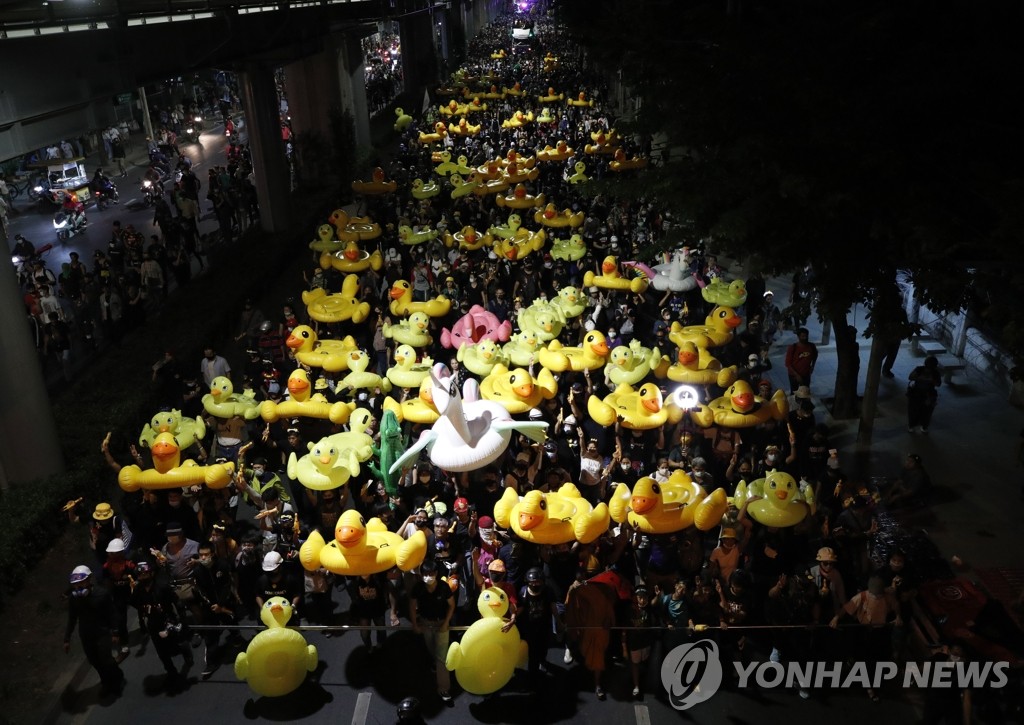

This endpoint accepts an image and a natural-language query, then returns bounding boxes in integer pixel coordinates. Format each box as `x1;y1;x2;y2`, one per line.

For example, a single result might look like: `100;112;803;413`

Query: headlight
143;180;152;188
12;256;21;265
186;128;194;134
33;185;43;193
194;116;203;122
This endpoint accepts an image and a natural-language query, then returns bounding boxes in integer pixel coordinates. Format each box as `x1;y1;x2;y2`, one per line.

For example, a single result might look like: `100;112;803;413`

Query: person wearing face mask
199;346;231;388
651;457;672;484
101;539;135;663
830;575;902;702
517;567;560;689
64;565;126;698
130;559;193;691
191;541;236;679
409;560;455;704
755;444;796;477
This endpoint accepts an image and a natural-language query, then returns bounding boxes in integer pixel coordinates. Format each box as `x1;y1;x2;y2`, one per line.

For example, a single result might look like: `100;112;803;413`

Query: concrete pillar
400;11;439;106
283;47;343;149
338;34;372;157
237;63;291;233
0;260;65;489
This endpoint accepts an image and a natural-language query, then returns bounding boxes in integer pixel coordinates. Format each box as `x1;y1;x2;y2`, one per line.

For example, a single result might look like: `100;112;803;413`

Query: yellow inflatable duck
287;435;366;490
351;166;397;195
500;149;535;169
608;472;730;534
488;213;523;240
398;224;439;246
604;342;662;386
260;369;355;424
490;48;506;60
203;376;260;420
689;379;789;429
337;350;392;394
235;597;318;698
537;87;563;103
474;176;512;197
287;325;359;372
388;280;452;318
118;432;234;492
537;140;574;162
138;409;205;451
439;99;468;117
493;483;610;545
733;470;814;528
434;151;460;176
473;159;503;180
669;305;742;349
501;161;540;184
662;343;736;387
534;203;585;229
480;364;558;414
567;91;595;108
319;239;384;274
608;149;649;172
302;274;370;325
308;223;343;254
550;233;587;262
495;183;546;210
538;330;610;373
386;344;434;388
588;382;682;430
443;225;492;251
418;121;448;145
536;107;556;124
449;173;482;199
584;129;622;155
502;330;543;367
501;110;534;129
382;311;433;348
328;209;381;242
394;107;413;131
457;338;509;377
702;278;748;308
517;299;567;342
446;587;527;695
503;82;525;97
411;178;441;200
448;117;482;137
552;286;587;319
583;256;650;294
300;510;428;576
383;375;441;425
492;228;547;261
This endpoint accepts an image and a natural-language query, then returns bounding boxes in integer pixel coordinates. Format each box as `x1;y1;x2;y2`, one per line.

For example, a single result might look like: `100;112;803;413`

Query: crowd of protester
65;9;944;708
363;30;404;116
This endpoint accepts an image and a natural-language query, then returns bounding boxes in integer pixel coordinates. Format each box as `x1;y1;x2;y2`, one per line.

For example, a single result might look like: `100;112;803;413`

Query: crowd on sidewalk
61;8;977;713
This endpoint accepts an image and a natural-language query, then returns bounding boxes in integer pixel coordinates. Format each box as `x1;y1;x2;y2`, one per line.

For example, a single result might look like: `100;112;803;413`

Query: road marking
635;703;651;725
351;691;371;725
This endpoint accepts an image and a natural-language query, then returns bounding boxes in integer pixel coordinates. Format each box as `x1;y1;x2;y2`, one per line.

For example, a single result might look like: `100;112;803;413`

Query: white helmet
105;539;126;554
69;565;92;583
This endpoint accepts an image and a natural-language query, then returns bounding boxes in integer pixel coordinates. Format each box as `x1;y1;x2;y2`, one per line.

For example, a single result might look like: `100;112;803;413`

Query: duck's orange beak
631;496;655;515
513;381;534;398
590;341;609;356
678;349;698;365
775;489;789;501
288;377;309;396
642;396;661;413
519;512;543;530
602;261;616;275
338;526;363;546
286;334;302;350
725;315;742;329
731;393;754;411
389;286;404;300
152;440;178;461
270;602;284;615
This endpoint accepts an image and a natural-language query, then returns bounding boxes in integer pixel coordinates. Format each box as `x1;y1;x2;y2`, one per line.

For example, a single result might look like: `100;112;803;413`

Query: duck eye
539;500;547;510
652;483;661;494
359;516;365;527
718;309;728;319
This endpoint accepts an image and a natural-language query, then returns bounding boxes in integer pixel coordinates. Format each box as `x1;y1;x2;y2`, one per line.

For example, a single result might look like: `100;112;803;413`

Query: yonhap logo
661;639;723;710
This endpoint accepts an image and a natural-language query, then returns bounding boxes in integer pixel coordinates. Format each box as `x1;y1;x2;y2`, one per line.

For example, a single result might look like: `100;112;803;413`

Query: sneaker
595;686;606;701
439;691;453;704
770;647;781;663
632;686;641;699
799;688;810;700
191;633;202;648
563;647;574;664
201;668;214;680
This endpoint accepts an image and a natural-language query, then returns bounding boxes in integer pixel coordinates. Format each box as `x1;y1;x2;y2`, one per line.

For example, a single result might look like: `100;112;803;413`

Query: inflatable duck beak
642;395;662;413
338;526;363;546
289;378;309;396
678;349;698;365
513;381;534;398
631;496;656;515
519;512;543;531
725;315;742;328
210;388;222;398
389;286;404;300
731;392;754;411
591;341;609;356
488;598;504;609
152;440;178;459
775;489;789;501
286;334;303;350
344;247;358;260
602;260;616;274
270;602;284;615
319;452;333;465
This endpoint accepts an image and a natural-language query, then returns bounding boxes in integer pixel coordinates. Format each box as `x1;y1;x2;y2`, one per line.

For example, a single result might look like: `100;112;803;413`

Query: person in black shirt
129;560;191;689
192;541;237;678
517;567;560;687
409;561;455;703
255;551;302;623
64;565;126;697
347;572;393;651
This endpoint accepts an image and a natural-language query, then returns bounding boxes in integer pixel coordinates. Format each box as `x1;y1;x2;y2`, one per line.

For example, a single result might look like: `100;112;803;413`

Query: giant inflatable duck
202;376;260;420
733;470;815;528
302;274;371;324
608;472;729;534
668;306;742;349
235;597;318;697
583;256;650;294
388;280;452;318
537;331;610;373
260;369;354;424
587;382;682;430
138;409;206;452
479;364;559;414
300;510;428;576
689;379;789;428
118;432;234;492
287;325;360;373
493;483;610;545
446;587;527;695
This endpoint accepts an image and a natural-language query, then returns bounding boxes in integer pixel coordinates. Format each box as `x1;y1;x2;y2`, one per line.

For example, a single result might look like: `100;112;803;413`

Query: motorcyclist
148;149;171;177
12;234;36;261
91;169;116;201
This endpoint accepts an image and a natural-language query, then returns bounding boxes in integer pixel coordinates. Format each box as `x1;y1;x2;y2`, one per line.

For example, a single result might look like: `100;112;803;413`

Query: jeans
419;621;451;692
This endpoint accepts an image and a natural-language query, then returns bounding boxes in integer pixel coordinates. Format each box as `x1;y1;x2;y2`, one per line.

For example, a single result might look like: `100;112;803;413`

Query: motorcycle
92;181;119;210
140;177;164;207
53;209;87;241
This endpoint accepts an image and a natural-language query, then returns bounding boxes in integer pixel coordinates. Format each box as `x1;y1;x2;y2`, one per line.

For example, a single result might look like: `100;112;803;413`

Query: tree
559;0;1024;442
